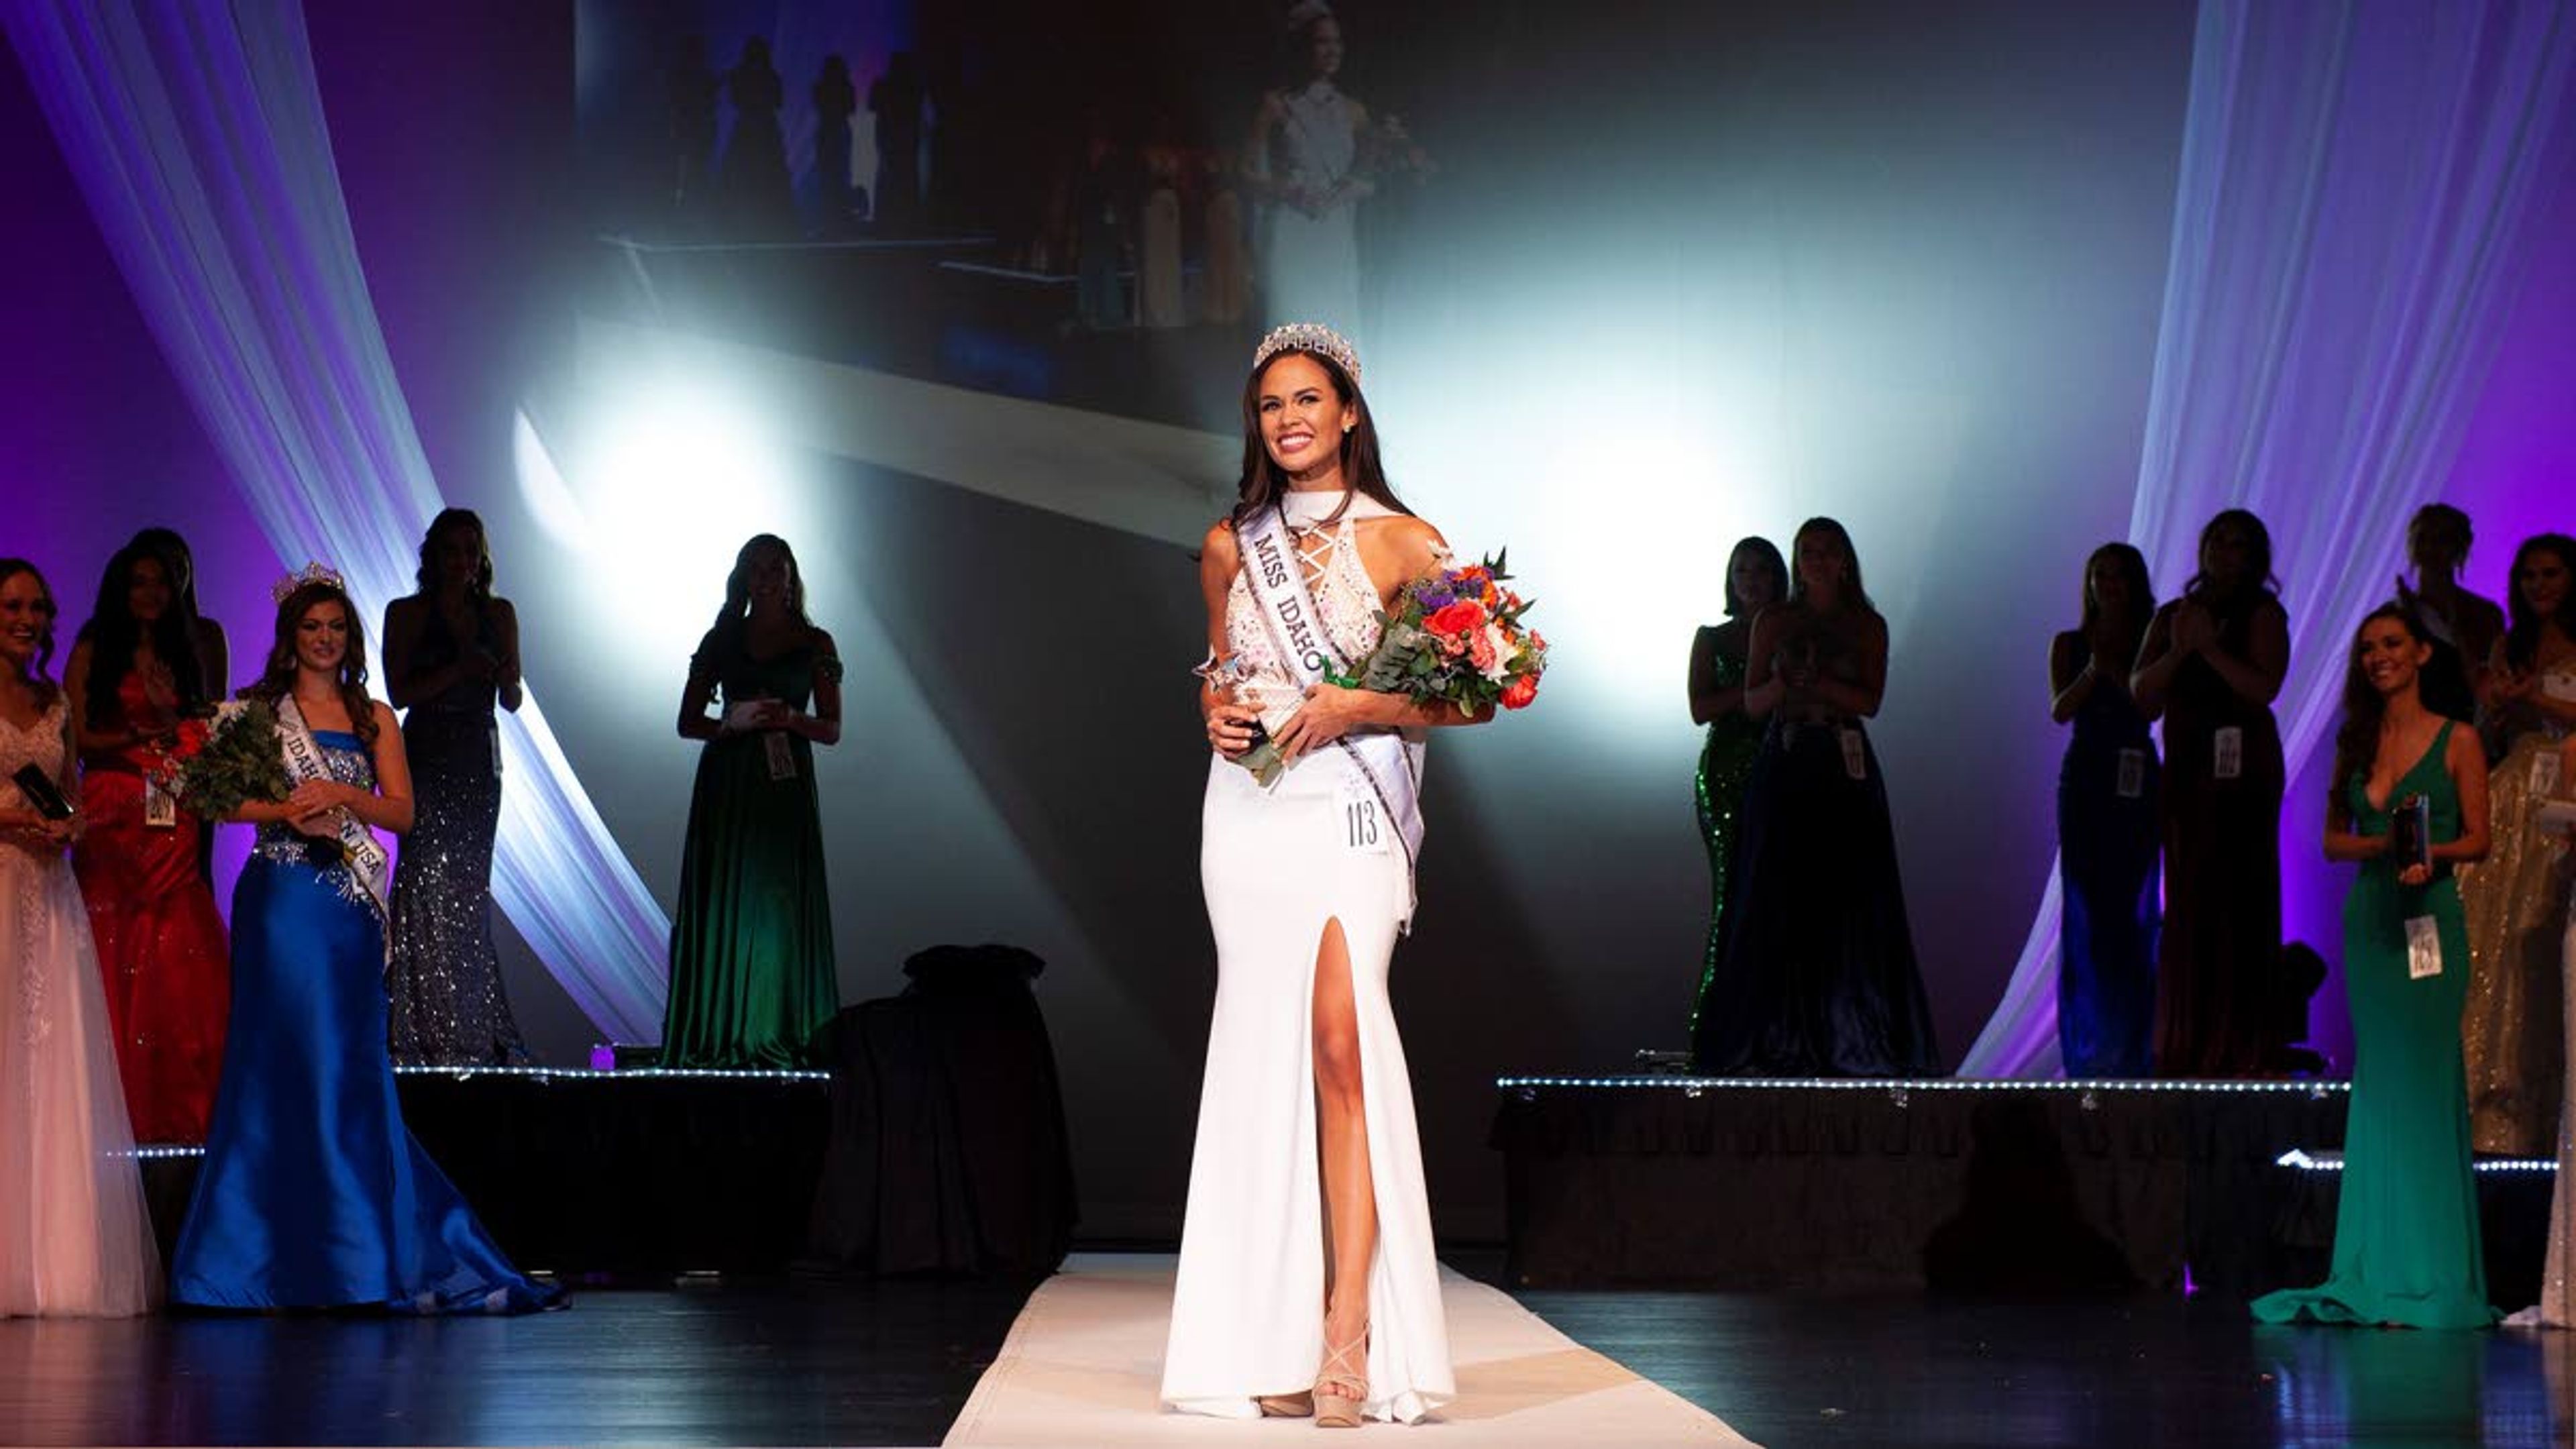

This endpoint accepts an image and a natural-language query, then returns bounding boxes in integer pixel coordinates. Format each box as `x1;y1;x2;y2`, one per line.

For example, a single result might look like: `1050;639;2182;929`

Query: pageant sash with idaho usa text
1235;504;1428;922
274;695;394;925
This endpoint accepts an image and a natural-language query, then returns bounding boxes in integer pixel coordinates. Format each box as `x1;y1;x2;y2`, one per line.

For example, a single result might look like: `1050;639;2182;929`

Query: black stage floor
4;1265;2567;1447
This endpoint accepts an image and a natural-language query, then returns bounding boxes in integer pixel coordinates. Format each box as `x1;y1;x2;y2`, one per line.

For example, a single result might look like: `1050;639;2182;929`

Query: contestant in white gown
2508;733;2576;1330
1250;5;1368;338
0;559;160;1318
1161;325;1477;1425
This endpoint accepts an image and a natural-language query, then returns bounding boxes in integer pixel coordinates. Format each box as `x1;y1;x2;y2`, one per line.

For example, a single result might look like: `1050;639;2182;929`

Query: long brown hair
2504;533;2576;672
1786;517;1878;615
0;558;60;681
2328;602;2439;828
248;580;378;745
2076;542;2156;667
1230;347;1411;529
79;542;208;727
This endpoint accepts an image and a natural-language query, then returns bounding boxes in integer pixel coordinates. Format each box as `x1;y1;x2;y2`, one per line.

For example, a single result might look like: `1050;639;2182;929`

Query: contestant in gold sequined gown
2457;541;2576;1155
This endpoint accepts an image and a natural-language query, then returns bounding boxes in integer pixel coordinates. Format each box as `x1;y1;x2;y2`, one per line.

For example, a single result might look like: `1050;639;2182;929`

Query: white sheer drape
1966;0;2575;1074
6;0;672;1041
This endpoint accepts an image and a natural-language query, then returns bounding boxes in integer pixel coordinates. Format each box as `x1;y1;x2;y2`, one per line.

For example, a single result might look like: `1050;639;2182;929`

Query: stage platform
138;1066;830;1279
1490;1076;2557;1303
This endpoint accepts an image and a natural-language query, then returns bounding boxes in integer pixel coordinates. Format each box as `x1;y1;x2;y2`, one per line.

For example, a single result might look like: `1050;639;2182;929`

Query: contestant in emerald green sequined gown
1684;538;1783;1044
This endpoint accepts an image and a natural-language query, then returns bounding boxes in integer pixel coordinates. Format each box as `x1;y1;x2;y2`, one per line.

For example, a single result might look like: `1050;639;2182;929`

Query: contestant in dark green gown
1686;538;1784;1043
660;535;843;1069
2254;605;2494;1330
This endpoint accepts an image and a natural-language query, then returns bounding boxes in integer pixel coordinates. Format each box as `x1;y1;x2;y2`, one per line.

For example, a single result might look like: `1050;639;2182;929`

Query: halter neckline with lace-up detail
1223;490;1397;706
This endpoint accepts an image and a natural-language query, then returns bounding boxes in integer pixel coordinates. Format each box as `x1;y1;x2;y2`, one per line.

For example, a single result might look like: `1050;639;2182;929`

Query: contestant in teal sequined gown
1686;538;1784;1043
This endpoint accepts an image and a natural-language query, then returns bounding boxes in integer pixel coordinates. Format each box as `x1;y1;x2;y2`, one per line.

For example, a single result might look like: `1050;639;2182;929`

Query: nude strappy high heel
1313;1332;1368;1429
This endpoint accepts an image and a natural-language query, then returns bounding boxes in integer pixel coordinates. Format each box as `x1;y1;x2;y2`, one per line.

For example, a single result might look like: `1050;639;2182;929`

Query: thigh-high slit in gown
1161;495;1454;1422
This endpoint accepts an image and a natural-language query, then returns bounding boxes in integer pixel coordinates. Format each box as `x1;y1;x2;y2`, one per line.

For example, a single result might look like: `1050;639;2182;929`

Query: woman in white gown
2508;731;2576;1331
1162;324;1479;1426
1249;4;1369;337
0;558;160;1318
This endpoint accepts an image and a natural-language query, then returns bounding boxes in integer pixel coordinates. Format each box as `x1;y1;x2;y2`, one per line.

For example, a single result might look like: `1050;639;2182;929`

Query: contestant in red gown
66;542;229;1143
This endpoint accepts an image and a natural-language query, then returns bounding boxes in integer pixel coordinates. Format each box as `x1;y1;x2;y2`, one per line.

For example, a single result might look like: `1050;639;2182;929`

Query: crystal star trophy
1199;655;1291;788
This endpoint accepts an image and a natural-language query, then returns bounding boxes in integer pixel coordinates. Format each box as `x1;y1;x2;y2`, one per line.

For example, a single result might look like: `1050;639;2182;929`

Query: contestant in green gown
660;536;843;1069
1686;538;1784;1044
2253;606;2494;1330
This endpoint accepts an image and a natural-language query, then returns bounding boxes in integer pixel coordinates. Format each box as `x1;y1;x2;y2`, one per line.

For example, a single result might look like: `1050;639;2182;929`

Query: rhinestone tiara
1252;321;1361;385
271;560;346;604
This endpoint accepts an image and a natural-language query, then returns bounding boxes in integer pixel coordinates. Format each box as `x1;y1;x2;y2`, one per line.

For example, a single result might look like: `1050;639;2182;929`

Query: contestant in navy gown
1690;519;1938;1077
2050;544;2161;1078
170;571;559;1313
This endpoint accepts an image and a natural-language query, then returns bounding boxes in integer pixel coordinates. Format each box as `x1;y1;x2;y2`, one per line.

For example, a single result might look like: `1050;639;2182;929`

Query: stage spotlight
515;398;809;664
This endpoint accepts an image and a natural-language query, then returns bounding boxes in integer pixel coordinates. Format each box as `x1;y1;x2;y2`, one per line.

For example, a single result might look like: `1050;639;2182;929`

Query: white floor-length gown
2506;795;2576;1330
0;695;160;1317
1161;490;1453;1422
1256;80;1364;337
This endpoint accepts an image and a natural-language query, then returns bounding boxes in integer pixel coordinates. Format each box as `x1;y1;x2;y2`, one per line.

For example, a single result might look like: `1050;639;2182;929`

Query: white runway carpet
943;1254;1759;1446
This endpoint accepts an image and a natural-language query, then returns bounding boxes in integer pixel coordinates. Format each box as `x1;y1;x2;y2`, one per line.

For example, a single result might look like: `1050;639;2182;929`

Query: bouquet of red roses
1328;551;1547;715
151;699;292;822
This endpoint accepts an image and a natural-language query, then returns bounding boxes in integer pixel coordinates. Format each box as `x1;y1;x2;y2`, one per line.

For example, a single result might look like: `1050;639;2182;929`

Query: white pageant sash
1235;505;1428;919
274;696;394;923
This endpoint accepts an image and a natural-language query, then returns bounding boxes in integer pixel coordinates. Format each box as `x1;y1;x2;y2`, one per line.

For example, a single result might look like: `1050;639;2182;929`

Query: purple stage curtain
1965;0;2576;1075
5;0;671;1042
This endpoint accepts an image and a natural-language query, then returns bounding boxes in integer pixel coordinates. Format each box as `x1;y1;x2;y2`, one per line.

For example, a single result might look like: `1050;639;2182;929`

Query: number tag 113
1338;780;1390;856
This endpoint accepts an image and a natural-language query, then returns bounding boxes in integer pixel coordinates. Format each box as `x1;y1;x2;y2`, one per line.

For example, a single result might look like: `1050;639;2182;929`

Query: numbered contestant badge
1838;728;1868;783
2212;726;2243;782
2116;747;2147;800
1337;778;1391;856
143;776;178;829
2405;915;2443;981
763;731;796;782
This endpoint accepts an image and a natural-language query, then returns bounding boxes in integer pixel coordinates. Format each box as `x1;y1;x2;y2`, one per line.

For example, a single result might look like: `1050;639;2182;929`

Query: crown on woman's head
1252;322;1361;384
271;561;346;604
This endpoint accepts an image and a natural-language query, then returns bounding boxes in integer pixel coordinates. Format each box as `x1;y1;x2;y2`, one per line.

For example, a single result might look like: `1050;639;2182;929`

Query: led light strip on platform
2275;1148;2557;1175
116;1145;207;1159
389;1065;831;1083
1494;1075;2351;1095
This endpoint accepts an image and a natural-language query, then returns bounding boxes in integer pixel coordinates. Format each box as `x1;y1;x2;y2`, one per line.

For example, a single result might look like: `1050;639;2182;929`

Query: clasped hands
280;778;361;838
1206;682;1366;762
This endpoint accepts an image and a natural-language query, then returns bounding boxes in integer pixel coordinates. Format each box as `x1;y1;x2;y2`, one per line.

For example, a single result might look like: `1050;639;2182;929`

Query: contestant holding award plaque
2253;603;2493;1330
0;558;159;1317
2133;508;2291;1078
64;541;230;1144
660;535;843;1069
1169;323;1542;1427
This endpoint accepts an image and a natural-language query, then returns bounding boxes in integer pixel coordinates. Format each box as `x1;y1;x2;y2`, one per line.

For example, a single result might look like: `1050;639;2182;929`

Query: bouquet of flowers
1327;551;1547;715
151;699;292;822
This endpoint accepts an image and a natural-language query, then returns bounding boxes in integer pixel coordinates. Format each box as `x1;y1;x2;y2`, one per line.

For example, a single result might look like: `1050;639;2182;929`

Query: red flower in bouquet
1321;549;1549;718
148;716;214;784
1425;598;1487;639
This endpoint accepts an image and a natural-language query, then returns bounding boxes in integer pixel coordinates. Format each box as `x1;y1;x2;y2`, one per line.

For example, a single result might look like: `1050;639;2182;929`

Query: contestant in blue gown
170;574;558;1313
